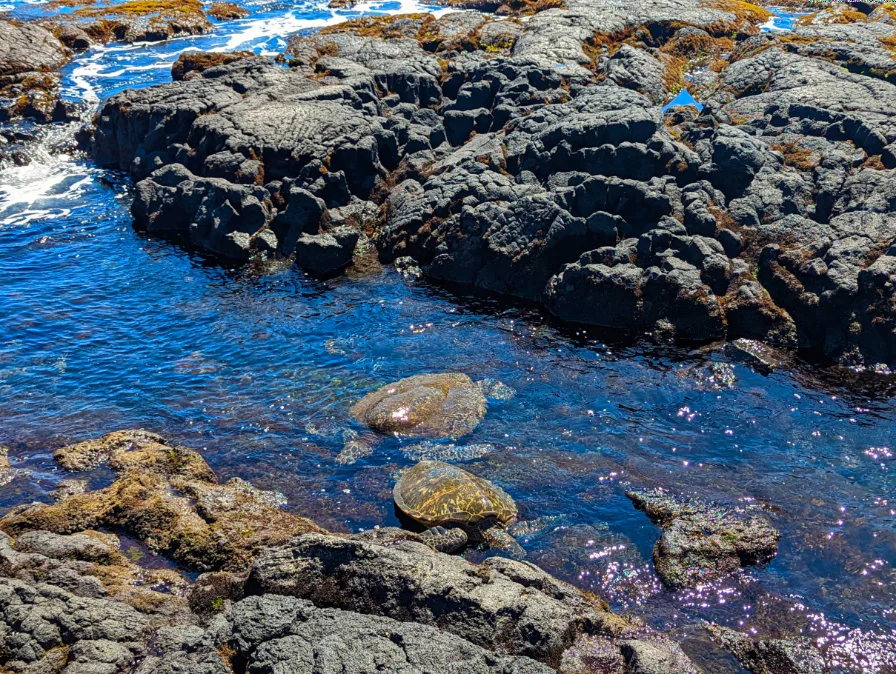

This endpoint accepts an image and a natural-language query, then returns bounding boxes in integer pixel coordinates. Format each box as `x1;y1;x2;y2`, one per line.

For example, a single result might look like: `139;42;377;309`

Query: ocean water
1;2;894;671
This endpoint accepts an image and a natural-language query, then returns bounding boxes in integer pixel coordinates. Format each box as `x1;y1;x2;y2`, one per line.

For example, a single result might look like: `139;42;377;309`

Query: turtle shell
350;373;486;439
393;460;517;528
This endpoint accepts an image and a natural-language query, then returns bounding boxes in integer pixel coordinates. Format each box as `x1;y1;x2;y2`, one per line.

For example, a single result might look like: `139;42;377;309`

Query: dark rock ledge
0;429;747;674
0;20;78;123
76;0;896;365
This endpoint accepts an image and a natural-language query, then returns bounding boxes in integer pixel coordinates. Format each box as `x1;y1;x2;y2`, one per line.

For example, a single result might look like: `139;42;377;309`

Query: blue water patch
762;9;809;32
1;0;896;663
662;88;703;112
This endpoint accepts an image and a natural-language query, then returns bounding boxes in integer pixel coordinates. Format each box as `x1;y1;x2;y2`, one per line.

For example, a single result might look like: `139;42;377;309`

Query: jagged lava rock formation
0;430;714;673
81;0;896;365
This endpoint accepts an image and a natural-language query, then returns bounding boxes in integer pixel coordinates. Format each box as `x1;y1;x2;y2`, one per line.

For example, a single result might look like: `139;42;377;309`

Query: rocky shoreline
37;0;888;368
5;0;895;364
1;0;895;671
0;429;811;674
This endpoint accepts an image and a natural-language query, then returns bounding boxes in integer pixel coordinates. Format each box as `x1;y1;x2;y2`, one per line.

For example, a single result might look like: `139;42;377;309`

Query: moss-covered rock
206;2;249;21
1;430;324;572
170;50;255;80
0;20;74;123
627;487;780;589
53;0;213;44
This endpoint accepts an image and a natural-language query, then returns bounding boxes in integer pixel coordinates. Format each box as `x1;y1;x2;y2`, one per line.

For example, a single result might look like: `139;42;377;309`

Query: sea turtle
334;373;515;465
393;460;524;556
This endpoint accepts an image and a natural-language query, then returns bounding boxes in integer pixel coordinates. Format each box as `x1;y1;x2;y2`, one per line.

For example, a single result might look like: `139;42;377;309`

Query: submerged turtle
393;460;524;556
335;373;515;465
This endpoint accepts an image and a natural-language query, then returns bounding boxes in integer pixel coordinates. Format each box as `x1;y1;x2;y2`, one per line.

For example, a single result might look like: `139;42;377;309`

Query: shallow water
1;1;894;671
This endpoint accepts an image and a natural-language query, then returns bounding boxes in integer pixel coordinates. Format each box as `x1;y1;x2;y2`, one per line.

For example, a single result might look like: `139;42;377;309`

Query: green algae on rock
350;373;487;439
627;487;780;589
1;430;324;572
708;624;825;674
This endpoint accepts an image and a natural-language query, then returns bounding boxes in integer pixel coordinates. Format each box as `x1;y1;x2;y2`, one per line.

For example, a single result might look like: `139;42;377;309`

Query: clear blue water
1;2;894;671
762;8;809;32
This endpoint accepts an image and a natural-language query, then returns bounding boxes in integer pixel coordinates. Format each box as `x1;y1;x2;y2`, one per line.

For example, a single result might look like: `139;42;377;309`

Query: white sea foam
215;0;456;52
0;125;96;226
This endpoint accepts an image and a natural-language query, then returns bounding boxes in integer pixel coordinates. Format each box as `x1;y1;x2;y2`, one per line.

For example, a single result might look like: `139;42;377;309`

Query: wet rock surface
42;0;213;45
708;624;825;674
0;431;727;674
0;20;74;122
245;532;628;667
627;487;780;589
1;430;323;571
78;0;896;366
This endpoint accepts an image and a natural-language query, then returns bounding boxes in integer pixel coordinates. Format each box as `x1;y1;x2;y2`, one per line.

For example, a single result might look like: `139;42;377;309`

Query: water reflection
0;0;894;669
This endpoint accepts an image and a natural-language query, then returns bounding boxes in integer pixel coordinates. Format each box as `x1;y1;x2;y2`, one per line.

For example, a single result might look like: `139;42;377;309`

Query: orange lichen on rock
320;13;433;39
433;0;563;15
795;6;867;26
171;50;254;80
68;0;213;42
771;140;818;171
700;0;773;35
206;2;249;20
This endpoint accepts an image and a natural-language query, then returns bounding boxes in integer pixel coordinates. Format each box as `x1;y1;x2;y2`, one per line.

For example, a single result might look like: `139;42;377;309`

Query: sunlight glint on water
0;0;894;670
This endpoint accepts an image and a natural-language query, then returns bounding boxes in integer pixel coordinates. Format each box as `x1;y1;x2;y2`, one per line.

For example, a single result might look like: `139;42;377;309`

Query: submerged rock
0;445;14;487
708;624;824;674
350;373;487;439
401;440;498;462
627;488;780;589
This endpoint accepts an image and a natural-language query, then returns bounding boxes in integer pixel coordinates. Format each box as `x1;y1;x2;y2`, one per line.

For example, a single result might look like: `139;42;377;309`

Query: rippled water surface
1;1;894;671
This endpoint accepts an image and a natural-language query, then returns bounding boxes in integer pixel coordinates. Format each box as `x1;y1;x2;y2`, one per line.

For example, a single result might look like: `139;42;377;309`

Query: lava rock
227;594;553;673
246;532;627;666
0;20;72;122
708;624;824;674
294;226;359;274
627;488;780;589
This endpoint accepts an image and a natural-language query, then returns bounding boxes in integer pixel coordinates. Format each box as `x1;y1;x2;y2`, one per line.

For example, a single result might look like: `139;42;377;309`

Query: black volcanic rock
627;488;780;589
84;0;896;366
0;20;73;122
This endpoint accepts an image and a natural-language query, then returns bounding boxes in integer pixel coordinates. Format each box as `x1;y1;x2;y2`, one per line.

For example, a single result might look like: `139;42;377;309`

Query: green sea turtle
334;373;515;465
393;460;524;556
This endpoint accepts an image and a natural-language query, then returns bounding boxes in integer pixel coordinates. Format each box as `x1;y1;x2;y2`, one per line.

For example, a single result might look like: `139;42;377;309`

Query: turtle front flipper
421;526;469;554
481;528;526;560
